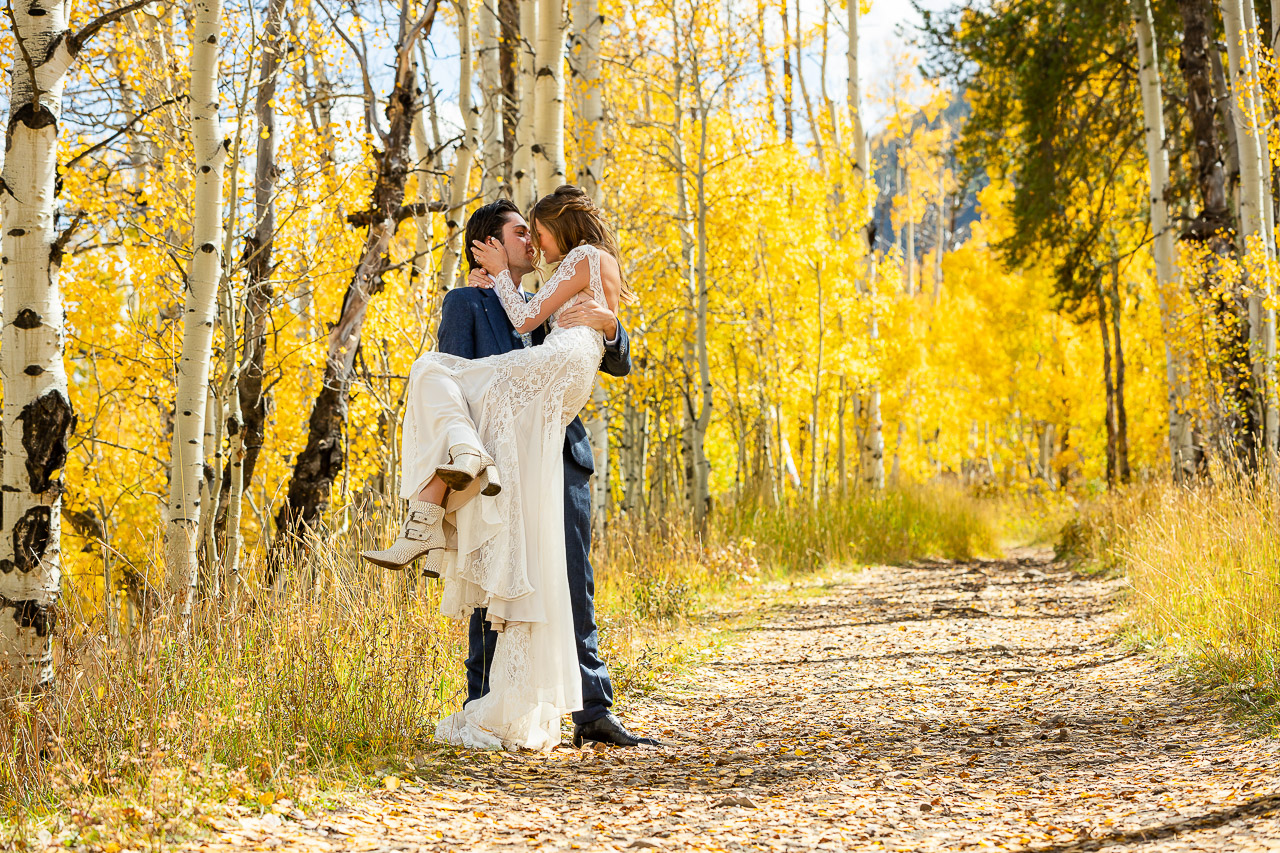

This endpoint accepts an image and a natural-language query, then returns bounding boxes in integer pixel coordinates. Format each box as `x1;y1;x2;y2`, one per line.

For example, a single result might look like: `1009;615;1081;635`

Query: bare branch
345;200;449;228
318;0;384;142
65;95;183;172
403;0;439;52
71;0;155;54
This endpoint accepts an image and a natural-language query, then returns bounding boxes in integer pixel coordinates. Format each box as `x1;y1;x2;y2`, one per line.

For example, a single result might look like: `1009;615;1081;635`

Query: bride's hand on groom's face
471;237;509;274
558;298;618;338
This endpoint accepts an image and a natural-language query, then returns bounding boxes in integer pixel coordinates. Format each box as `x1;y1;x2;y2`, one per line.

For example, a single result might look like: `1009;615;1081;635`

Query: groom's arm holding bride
465;266;631;377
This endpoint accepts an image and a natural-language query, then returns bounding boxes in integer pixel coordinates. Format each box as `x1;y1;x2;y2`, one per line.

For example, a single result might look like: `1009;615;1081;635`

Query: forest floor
194;549;1280;852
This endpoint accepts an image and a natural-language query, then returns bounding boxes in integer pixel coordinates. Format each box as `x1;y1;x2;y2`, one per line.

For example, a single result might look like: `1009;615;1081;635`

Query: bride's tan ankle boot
436;445;502;497
361;501;446;575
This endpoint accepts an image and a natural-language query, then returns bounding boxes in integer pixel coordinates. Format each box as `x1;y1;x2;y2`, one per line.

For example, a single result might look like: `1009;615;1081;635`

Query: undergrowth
1058;477;1280;730
1;483;996;843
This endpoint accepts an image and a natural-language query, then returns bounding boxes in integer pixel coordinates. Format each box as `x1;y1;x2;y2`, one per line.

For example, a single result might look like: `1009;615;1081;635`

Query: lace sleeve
491;245;596;330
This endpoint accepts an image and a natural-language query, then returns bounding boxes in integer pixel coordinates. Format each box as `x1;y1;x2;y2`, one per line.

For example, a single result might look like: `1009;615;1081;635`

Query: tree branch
65;96;183;172
71;0;155;54
345;200;449;228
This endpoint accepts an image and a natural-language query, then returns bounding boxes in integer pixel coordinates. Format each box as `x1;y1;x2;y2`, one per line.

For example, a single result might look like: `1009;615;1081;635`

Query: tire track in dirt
199;549;1280;852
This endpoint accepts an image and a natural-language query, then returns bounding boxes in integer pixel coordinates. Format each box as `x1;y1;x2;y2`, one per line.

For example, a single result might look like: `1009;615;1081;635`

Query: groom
436;197;657;747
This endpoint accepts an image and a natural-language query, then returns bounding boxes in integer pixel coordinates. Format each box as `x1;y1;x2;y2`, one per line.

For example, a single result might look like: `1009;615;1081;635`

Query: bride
361;185;629;751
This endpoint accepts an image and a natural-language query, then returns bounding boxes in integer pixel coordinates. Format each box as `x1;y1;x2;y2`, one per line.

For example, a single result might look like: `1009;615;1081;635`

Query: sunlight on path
195;550;1280;851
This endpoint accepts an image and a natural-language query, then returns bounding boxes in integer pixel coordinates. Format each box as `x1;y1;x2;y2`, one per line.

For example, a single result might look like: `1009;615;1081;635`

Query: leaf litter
192;548;1280;852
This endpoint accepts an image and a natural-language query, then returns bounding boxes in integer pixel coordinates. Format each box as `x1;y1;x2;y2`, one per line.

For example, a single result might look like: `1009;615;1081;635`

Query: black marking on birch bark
9;598;55;637
27;3;47;16
2;486;18;493
17;389;76;495
13;309;41;329
12;103;56;132
199;243;216;253
11;506;52;573
7;228;26;237
23;365;45;376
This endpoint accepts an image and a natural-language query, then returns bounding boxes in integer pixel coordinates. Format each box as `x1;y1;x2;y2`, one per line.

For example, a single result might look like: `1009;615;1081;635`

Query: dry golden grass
1;484;997;836
1060;476;1280;727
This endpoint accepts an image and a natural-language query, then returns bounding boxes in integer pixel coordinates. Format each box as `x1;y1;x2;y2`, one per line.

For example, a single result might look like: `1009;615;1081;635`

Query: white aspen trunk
570;0;605;198
933;156;945;304
412;108;438;292
479;0;504;199
512;0;537;210
810;264;824;508
1130;0;1198;479
1221;0;1277;449
1;6;80;693
166;0;228;619
413;57;444;304
571;0;609;529
1242;0;1275;248
534;0;567;193
208;57;254;603
437;0;481;295
847;0;883;488
903;160;915;296
198;385;220;582
693;136;713;528
1243;0;1278;452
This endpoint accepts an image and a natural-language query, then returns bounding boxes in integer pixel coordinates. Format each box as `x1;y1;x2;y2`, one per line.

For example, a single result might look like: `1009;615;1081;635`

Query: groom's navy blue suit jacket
436;284;631;724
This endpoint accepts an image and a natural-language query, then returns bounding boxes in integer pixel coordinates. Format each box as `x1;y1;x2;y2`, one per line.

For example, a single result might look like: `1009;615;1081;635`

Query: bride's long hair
530;185;637;303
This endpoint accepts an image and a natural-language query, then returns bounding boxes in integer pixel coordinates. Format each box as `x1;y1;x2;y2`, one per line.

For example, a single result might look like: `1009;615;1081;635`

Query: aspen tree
1130;0;1198;480
223;0;289;593
512;0;537;210
847;0;883;488
411;62;443;299
570;0;604;199
2;0;151;691
479;0;504;199
166;0;230;618
534;0;567;192
498;0;519;180
1221;0;1277;450
571;0;609;528
277;0;440;539
780;0;793;141
1241;0;1278;453
437;0;481;296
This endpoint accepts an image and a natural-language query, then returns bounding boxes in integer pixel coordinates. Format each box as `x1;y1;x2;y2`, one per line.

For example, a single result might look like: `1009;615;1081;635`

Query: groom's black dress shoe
572;713;661;748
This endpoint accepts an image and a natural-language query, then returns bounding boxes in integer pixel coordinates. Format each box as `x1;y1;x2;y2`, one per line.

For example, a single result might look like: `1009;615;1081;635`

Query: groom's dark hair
464;198;522;271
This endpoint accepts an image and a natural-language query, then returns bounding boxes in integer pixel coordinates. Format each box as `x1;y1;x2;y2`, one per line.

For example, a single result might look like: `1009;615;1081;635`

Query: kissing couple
363;185;659;752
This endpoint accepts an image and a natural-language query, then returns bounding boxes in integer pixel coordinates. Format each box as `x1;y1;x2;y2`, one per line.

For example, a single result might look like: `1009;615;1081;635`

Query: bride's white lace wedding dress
399;244;609;751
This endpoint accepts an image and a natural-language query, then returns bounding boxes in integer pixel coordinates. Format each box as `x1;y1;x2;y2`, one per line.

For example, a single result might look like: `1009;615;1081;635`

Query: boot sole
361;551;418;570
437;468;476;491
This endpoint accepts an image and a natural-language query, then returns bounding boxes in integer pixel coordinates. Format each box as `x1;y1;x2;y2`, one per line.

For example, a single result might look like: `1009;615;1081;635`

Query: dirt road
202;550;1280;851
